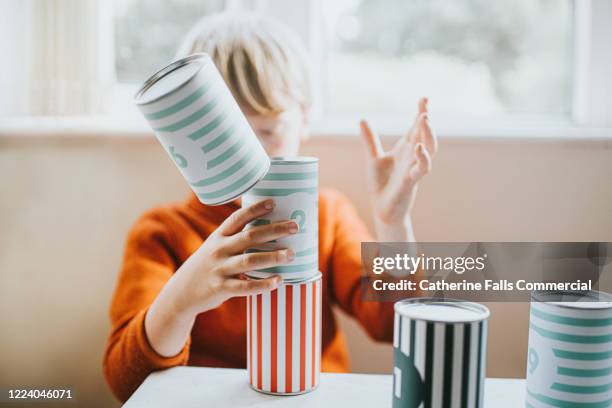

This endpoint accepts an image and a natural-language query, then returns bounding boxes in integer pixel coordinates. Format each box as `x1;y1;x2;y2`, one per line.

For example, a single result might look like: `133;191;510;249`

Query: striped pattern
392;308;488;408
136;54;270;205
243;158;319;282
247;275;322;394
526;300;612;407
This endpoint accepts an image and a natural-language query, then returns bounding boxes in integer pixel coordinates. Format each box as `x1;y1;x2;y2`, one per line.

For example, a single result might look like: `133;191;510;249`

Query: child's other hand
173;199;297;314
359;98;437;228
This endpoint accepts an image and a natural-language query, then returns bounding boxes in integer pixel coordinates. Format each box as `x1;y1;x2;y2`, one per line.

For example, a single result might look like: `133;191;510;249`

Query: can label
393;309;488;408
247;275;322;394
242;158;318;281
136;54;270;205
526;301;612;407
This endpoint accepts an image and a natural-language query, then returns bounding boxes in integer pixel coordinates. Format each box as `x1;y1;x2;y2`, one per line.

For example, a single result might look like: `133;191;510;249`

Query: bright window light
114;0;224;83
321;0;574;118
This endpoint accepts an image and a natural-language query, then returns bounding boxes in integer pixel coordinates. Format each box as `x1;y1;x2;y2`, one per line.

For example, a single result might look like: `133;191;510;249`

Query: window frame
572;0;612;126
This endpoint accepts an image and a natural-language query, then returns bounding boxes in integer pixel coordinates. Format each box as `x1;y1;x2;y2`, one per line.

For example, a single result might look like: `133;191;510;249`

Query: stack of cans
392;298;490;408
243;157;321;394
525;290;612;407
135;57;322;396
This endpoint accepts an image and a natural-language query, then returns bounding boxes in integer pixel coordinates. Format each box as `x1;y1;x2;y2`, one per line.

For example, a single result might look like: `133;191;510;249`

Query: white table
124;367;526;407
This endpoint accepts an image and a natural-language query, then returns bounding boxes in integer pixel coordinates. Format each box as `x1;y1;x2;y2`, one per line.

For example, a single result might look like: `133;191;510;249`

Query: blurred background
1;0;611;407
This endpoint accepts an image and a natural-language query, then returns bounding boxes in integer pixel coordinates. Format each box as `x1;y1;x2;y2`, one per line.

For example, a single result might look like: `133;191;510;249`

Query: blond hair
176;12;311;115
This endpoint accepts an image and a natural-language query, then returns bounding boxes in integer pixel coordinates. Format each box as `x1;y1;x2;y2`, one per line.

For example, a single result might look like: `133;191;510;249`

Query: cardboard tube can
247;273;322;395
392;298;490;408
242;157;318;282
526;291;612;407
134;53;270;205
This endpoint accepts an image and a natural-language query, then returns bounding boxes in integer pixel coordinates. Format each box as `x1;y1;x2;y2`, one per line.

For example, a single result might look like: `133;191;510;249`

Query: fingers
224;275;282;297
418;97;428;114
219;199;275;236
226;220;298;253
405;97;430;144
407;143;432;184
417;113;438;155
219;249;294;275
360;119;383;158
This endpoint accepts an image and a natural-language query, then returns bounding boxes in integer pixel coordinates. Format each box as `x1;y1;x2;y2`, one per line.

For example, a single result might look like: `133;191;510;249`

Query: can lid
532;290;612;310
394;298;490;323
270;156;318;164
134;53;209;105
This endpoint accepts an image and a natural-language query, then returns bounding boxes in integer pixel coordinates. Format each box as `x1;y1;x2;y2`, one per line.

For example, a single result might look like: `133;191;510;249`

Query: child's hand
174;198;297;313
359;98;437;240
145;198;297;357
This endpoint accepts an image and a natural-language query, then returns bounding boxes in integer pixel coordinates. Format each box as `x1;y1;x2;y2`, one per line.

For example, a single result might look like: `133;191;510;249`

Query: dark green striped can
393;298;489;408
526;290;612;408
134;53;270;205
242;157;318;282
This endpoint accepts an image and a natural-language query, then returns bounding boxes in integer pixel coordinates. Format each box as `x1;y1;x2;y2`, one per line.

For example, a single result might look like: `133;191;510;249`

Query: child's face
245;106;309;158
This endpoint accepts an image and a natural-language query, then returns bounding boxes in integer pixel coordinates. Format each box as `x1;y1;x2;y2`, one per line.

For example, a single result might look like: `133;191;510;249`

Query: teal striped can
242;157;318;282
134;53;270;205
526;291;612;408
393;298;489;408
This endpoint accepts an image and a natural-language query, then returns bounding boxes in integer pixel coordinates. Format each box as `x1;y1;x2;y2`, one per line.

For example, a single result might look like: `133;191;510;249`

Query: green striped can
393;298;489;408
134;53;270;205
242;157;318;282
526;291;612;408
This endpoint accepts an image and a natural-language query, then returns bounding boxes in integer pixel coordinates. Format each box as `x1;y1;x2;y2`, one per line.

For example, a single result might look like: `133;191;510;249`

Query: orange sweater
103;188;394;402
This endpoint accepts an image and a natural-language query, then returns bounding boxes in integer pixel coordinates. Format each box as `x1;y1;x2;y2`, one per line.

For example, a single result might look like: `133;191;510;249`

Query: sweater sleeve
325;191;395;343
103;211;191;402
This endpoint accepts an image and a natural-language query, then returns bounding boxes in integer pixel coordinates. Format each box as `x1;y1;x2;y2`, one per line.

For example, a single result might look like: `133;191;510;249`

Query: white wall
1;130;611;407
301;133;612;375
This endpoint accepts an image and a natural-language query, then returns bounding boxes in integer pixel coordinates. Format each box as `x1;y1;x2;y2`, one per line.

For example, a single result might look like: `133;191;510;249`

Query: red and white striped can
246;273;322;395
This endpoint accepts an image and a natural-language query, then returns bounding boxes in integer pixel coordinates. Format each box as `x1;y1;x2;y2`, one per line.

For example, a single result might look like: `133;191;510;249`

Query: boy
104;12;436;402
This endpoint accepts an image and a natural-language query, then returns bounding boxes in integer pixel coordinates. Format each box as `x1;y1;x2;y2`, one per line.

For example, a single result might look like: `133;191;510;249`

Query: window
321;0;574;119
4;0;605;131
114;0;224;83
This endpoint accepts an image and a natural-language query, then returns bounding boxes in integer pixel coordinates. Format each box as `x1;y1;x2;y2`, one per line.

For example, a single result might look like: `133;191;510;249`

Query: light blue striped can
242;157;318;282
134;53;270;205
526;291;612;408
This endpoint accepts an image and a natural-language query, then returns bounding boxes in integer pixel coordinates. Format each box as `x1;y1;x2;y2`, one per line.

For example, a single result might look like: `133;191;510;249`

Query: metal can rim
246;271;322;285
134;53;210;106
394;297;490;323
270;156;318;164
249;382;319;396
531;290;612;309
